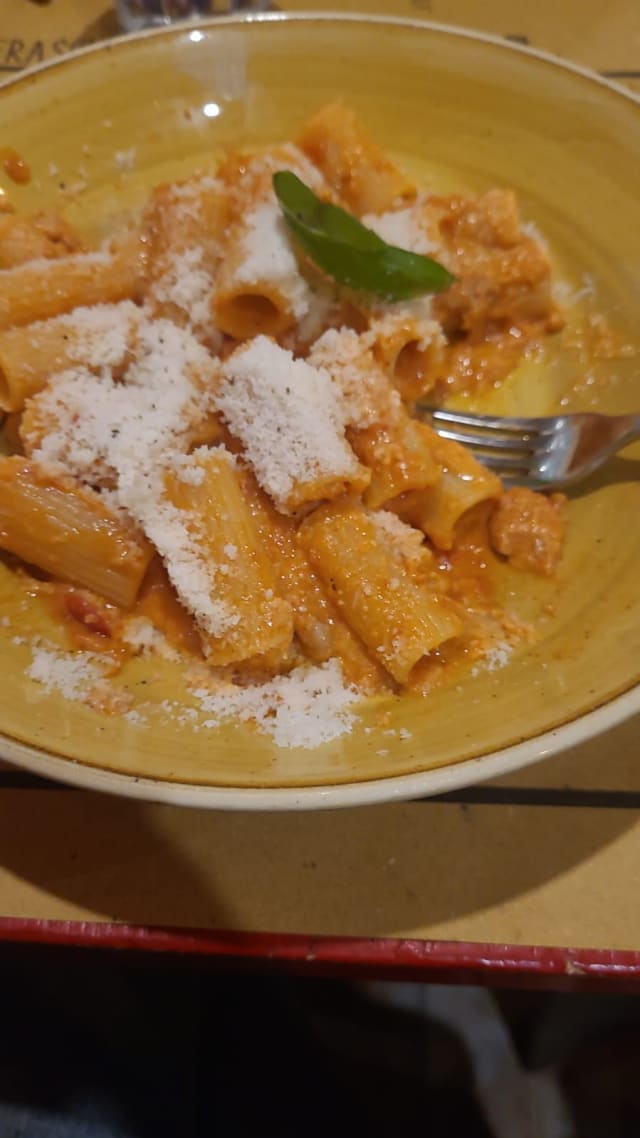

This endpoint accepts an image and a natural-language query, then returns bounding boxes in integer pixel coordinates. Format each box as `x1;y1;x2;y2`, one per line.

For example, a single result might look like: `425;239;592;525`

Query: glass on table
116;0;269;32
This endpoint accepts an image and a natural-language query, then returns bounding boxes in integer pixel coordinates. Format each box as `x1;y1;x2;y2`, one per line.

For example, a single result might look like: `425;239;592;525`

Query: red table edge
1;918;639;990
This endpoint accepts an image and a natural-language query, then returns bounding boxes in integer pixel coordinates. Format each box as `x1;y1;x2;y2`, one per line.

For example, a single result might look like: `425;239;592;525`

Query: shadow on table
0;791;231;930
0;783;635;940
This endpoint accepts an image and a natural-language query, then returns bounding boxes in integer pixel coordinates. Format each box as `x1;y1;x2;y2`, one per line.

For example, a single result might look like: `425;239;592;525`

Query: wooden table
0;0;639;987
1;712;639;987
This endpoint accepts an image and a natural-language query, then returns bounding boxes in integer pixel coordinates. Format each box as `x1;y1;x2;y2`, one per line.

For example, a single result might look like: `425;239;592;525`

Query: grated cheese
27;646;110;702
237;145;325;194
553;273;596;306
216;336;362;511
30;316;237;639
28;647;359;749
124;709;147;726
470;642;513;676
484;642;513;671
372;510;420;544
521;219;549;249
114;147;137;172
150;246;213;330
169;174;220;205
192;658;357;749
367;308;445;352
55;301;139;369
32;317;215;484
120;617;167;654
235;198;312;321
138;496;239;639
362;201;438;256
146;176;224;343
173;453;207;486
308;327;402;428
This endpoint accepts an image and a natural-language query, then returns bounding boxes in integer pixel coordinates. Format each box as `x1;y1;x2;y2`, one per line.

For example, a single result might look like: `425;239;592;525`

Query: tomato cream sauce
0;148;31;185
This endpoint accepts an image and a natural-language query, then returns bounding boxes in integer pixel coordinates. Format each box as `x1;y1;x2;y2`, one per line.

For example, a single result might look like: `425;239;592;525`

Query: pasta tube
0;457;153;607
391;426;503;550
238;465;389;694
349;416;441;509
297;101;415;215
368;311;445;400
212;153;315;340
0;232;146;331
308;328;438;507
0;301;141;413
135;557;203;658
299;502;463;683
143;176;227;344
163;447;293;669
433;189;559;337
0;210;83;269
216;337;370;514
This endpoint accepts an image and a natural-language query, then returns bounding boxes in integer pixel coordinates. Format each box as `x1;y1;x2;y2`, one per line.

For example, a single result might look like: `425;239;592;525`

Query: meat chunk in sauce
434;189;560;337
489;487;566;576
427;190;563;396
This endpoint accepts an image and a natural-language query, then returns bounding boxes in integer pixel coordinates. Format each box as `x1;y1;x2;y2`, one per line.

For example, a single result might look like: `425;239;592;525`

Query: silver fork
417;406;640;490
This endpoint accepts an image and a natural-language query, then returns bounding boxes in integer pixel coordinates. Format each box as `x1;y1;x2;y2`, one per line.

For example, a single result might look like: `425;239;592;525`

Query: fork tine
417;406;640;491
467;452;532;475
432;426;537;452
425;407;556;435
500;475;545;489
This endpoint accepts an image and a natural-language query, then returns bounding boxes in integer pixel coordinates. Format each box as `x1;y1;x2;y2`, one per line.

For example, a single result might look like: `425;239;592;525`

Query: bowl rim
2;684;639;809
0;10;638;809
0;9;639;112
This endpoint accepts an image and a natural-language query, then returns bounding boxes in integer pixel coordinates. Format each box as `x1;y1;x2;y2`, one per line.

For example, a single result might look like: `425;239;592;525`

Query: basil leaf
273;170;455;300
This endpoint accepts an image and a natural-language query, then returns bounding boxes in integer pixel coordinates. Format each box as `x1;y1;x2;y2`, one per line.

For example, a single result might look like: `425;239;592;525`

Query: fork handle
624;415;640;439
615;414;640;448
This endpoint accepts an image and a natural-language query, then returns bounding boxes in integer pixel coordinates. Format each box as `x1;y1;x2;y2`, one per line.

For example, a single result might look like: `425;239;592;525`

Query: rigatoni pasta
0;301;140;412
0;209;83;269
238;464;390;694
217;335;371;513
389;426;504;551
298;101;416;215
0;103;568;748
212;150;317;340
0;233;145;331
299;502;463;683
142;175;227;347
0;457;153;607
163;446;294;669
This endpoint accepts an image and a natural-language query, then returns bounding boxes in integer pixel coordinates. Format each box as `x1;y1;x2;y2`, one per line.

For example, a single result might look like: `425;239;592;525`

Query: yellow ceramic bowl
1;14;639;808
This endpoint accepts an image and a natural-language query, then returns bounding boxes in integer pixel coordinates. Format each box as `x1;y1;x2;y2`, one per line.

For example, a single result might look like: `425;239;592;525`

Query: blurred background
3;942;640;1137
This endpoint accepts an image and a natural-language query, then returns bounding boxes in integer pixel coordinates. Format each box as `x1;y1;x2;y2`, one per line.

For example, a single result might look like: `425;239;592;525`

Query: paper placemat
1;1;638;93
